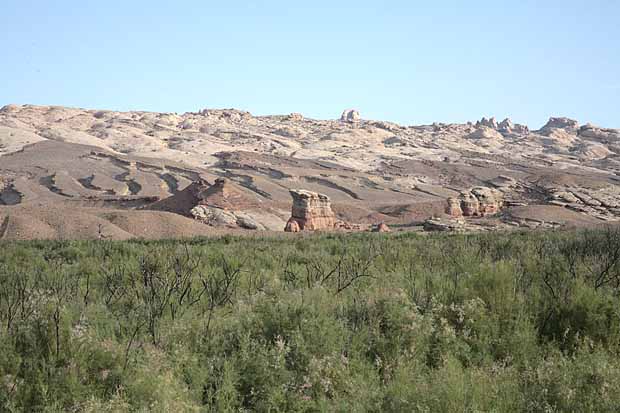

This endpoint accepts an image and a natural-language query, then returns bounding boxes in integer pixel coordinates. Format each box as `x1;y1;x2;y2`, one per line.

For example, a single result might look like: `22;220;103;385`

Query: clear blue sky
2;1;619;128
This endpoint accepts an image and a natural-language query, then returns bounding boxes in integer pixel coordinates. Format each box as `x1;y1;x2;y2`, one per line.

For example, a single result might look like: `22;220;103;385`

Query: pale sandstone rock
446;187;504;217
496;118;530;135
199;109;253;122
383;136;406;146
371;121;400;132
498;118;514;132
335;220;363;231
179;120;194;130
340;109;361;123
234;212;264;230
541;128;577;143
476;117;498;129
512;124;530;134
460;192;481;216
539;117;579;135
190;205;265;230
466;126;503;140
288;113;304;121
423;217;465;232
0;104;21;114
190;205;237;226
544;117;579;129
574;142;613;160
578;124;620;142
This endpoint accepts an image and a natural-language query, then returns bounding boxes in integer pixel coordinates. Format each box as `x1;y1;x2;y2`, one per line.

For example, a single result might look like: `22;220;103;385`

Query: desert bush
1;228;620;411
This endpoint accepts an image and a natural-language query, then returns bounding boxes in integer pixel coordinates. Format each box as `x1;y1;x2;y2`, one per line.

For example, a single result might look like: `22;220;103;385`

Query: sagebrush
2;229;620;412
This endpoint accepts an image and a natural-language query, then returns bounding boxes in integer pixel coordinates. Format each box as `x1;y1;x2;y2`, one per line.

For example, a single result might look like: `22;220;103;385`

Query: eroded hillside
1;104;619;239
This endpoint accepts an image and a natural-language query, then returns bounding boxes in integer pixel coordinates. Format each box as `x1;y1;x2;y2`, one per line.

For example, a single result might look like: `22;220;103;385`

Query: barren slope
1;104;619;239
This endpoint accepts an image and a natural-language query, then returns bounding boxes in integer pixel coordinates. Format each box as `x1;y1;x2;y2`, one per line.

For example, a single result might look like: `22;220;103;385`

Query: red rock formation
198;178;258;210
445;197;463;217
284;218;301;232
149;177;259;216
471;187;503;215
284;189;336;231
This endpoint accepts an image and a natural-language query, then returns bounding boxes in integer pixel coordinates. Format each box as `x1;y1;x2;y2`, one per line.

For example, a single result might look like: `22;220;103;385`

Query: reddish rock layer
284;189;336;231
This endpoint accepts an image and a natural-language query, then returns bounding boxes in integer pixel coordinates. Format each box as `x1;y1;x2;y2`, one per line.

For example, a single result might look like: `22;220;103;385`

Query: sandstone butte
285;189;337;232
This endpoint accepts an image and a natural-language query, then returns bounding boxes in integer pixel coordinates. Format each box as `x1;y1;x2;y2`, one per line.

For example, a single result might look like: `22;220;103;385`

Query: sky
1;0;619;128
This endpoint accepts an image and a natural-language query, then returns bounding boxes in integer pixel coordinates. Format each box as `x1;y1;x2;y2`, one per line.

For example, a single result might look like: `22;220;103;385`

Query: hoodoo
284;189;336;231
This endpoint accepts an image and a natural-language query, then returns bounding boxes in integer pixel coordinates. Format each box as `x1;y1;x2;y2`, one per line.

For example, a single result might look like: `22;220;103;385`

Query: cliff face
285;189;336;231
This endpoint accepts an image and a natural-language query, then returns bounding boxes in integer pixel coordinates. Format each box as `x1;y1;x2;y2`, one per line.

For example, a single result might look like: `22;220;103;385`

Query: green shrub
1;228;620;411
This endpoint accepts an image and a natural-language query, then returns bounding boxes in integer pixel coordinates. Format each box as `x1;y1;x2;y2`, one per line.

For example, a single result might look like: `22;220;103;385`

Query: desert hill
1;104;619;239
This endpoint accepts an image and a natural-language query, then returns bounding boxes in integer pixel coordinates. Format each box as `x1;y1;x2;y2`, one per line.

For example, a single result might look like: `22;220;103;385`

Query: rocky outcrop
0;104;21;114
199;178;258;210
150;177;258;215
578;124;620;143
546;186;620;222
445;197;463;217
543;117;579;130
476;117;498;129
371;121;400;132
191;205;265;230
423;217;466;232
284;218;301;232
340;109;361;123
488;175;518;190
149;177;278;230
198;109;253;122
512;124;530;134
573;142;613;160
371;222;391;232
498;118;514;133
472;187;504;215
460;192;481;216
284;189;336;231
539;117;579;135
288;113;304;122
179;120;194;130
191;205;237;226
466;126;503;140
475;117;529;135
498;118;530;135
445;187;504;217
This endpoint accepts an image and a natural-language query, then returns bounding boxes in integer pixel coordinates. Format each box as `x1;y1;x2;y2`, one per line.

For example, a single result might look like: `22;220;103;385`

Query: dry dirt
1;104;619;240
